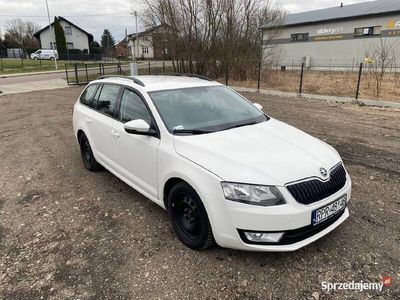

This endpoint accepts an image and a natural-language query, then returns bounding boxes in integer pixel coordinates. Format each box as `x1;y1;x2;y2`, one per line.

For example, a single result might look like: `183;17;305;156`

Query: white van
30;49;59;60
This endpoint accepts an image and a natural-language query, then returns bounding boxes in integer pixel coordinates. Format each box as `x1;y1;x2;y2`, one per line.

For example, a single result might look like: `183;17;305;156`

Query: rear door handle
111;130;120;138
85;117;92;123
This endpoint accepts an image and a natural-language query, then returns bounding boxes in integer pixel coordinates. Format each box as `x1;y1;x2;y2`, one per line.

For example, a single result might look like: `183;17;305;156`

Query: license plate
312;195;347;226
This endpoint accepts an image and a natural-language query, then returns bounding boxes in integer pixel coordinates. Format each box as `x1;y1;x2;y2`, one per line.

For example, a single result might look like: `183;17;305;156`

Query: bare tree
142;0;285;79
364;38;399;98
4;19;39;51
259;2;285;68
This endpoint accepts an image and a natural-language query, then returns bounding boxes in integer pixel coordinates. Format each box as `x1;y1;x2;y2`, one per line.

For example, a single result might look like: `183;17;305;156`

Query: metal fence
0;49;106;60
0;52;122;75
0;49;25;58
65;63;129;85
64;60;400;102
65;61;174;85
282;63;364;99
222;62;400;102
0;56;53;71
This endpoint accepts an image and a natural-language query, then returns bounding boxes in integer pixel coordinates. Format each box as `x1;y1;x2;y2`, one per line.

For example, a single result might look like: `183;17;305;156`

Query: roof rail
158;73;213;81
96;75;145;87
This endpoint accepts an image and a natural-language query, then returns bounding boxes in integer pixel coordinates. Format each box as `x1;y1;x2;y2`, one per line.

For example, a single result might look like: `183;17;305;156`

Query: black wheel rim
172;193;202;238
81;137;93;166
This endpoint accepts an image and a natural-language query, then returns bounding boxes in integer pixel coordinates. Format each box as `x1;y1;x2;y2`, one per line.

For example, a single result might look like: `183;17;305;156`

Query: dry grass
227;69;400;102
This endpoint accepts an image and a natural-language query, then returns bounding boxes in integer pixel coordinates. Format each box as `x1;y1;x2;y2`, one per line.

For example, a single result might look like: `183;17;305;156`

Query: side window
291;33;309;42
80;84;98;108
119;89;152;124
96;84;120;117
64;26;72;35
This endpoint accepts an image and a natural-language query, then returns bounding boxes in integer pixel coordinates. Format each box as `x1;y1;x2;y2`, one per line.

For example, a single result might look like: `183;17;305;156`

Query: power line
0;12;129;18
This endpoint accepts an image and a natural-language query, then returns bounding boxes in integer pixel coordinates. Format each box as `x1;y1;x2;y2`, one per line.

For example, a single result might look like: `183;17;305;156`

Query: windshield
149;86;268;134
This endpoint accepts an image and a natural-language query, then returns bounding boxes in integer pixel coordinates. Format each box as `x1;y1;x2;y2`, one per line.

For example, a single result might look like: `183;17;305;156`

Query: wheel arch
77;129;85;142
163;177;186;209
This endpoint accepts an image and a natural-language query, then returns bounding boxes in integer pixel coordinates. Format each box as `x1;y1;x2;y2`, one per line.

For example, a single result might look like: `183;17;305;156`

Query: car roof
92;75;222;92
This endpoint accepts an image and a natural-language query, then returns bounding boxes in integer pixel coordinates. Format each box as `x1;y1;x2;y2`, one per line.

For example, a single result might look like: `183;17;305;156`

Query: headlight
221;182;285;206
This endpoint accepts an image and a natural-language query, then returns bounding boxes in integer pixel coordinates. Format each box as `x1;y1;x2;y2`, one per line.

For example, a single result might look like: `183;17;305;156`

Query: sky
0;0;370;42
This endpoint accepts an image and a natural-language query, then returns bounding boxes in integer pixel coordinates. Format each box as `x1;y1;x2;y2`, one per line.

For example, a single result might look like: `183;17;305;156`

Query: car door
42;51;50;59
86;84;122;169
111;87;161;199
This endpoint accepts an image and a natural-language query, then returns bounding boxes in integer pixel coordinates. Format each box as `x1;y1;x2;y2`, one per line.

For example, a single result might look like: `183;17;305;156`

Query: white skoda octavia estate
73;75;351;251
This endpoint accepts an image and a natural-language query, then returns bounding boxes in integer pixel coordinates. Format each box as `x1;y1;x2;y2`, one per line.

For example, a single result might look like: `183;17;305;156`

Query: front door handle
85;117;92;123
111;130;120;138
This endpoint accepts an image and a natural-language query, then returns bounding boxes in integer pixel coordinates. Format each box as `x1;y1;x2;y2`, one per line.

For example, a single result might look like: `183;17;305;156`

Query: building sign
314;35;344;41
386;20;400;29
316;27;344;35
387;30;400;36
386;19;400;36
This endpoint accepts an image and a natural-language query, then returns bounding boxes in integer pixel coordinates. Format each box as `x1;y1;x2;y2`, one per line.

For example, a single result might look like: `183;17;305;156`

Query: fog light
244;231;284;243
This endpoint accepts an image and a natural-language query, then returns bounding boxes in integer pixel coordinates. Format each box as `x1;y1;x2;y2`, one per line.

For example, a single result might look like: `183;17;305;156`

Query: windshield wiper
173;129;215;135
173;121;258;135
221;121;258;131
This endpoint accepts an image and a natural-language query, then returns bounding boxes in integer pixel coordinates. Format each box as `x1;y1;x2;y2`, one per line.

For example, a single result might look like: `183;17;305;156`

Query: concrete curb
0;69;66;78
231;86;400;110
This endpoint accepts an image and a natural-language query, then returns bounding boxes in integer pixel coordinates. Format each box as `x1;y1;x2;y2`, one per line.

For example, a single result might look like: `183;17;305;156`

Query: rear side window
96;84;121;117
80;84;98;108
119;89;152;124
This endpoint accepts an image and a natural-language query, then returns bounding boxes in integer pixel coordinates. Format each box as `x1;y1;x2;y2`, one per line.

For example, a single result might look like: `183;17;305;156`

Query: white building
34;17;93;53
127;24;173;60
262;0;400;68
128;33;153;59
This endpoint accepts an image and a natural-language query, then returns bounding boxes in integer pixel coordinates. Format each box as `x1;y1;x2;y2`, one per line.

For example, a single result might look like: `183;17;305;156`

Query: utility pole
129;2;139;60
45;0;58;70
125;28;129;58
134;11;138;61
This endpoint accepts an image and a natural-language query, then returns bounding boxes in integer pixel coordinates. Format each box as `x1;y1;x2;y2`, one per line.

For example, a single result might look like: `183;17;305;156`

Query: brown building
115;40;128;58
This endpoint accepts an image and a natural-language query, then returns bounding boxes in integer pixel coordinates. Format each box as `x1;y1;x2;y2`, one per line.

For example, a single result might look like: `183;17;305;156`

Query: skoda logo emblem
320;167;328;177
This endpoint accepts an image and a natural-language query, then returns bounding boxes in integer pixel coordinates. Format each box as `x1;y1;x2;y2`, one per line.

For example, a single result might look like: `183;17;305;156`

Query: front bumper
234;208;349;252
205;175;351;252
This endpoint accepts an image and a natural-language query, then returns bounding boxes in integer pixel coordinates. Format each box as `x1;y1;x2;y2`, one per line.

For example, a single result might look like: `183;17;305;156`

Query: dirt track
0;87;399;299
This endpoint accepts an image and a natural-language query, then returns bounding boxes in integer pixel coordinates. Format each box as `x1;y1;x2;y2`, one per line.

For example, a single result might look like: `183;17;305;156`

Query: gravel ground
0;87;399;300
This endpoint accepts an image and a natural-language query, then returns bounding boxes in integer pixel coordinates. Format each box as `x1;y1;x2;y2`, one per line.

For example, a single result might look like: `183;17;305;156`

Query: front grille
286;163;347;205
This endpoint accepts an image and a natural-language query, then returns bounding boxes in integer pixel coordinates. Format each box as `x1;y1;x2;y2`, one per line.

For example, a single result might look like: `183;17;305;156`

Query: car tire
50;57;54;61
33;57;38;60
167;182;215;250
79;133;101;171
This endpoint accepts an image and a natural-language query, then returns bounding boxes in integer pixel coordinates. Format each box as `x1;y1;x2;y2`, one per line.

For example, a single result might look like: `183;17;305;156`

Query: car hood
173;118;342;186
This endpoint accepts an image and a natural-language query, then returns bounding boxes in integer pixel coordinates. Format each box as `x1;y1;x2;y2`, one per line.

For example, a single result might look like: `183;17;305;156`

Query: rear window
80;84;98;108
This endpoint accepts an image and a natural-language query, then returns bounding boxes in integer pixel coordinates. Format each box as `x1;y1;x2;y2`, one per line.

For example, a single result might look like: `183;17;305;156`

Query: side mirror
124;119;151;134
253;103;263;110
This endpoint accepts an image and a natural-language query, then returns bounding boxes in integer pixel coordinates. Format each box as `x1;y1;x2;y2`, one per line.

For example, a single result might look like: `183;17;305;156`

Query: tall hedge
54;17;67;58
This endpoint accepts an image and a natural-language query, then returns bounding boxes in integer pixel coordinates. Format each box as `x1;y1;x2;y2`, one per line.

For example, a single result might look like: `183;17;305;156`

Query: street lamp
45;0;58;70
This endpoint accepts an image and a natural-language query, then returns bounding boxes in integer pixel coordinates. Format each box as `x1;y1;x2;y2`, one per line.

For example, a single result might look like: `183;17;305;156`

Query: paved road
1;87;399;299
